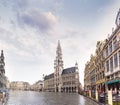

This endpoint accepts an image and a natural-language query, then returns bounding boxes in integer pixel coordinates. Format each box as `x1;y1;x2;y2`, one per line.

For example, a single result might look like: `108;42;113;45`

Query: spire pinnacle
54;40;63;69
75;61;78;68
75;61;78;66
1;50;4;58
0;50;4;66
57;40;61;49
75;61;79;72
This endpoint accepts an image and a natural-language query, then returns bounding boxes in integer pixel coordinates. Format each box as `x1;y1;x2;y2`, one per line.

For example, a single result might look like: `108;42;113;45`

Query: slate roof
62;67;76;75
44;73;54;80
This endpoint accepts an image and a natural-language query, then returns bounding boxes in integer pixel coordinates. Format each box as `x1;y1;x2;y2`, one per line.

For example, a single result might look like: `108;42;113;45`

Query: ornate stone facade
95;41;105;94
84;42;105;98
104;9;120;93
84;61;91;96
84;55;96;98
84;9;120;101
30;80;43;91
44;41;80;93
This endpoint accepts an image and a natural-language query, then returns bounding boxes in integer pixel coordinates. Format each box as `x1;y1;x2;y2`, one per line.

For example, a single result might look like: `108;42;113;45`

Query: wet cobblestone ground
6;91;99;105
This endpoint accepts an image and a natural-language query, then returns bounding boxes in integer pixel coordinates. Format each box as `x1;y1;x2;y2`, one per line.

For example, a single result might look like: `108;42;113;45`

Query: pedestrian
0;92;2;102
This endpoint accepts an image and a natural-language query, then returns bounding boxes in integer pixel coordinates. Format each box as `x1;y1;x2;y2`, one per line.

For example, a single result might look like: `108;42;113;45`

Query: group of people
0;91;8;105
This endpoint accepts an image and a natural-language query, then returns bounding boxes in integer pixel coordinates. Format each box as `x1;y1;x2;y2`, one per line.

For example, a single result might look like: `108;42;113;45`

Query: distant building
0;50;6;89
44;41;80;93
6;77;10;89
95;41;105;95
84;55;96;98
30;80;43;91
10;81;30;90
84;41;105;98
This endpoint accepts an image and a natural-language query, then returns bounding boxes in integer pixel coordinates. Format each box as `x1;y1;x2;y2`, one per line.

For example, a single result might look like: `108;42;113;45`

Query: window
100;64;101;69
107;76;110;80
103;71;104;78
115;72;118;77
110;57;113;72
111;74;114;79
100;73;101;80
106;60;109;72
114;53;118;68
106;46;108;57
109;41;112;53
113;36;117;50
102;62;104;68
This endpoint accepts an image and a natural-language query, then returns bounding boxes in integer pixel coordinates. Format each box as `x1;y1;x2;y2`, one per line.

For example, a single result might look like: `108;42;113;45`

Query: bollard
108;89;112;105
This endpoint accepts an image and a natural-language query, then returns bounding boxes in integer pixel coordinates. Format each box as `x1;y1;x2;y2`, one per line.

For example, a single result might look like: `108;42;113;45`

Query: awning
106;79;119;85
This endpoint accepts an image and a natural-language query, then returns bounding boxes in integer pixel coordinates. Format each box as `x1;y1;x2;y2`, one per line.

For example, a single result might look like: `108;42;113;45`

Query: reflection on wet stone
6;91;99;105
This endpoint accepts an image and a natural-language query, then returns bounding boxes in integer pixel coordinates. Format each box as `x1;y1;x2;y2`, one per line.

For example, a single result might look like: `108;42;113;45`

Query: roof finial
58;40;60;46
75;61;79;72
57;40;61;50
1;50;4;57
75;61;78;66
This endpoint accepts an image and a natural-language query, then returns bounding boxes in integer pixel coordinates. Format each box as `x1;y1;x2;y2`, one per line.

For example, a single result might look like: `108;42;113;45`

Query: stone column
76;87;78;93
65;87;66;92
58;85;61;92
108;89;113;105
95;90;98;101
55;85;57;92
89;90;91;98
117;52;120;69
115;87;117;93
70;87;71;93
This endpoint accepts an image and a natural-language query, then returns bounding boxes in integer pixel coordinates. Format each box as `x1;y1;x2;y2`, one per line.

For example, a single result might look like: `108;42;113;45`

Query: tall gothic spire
1;50;4;63
57;40;61;49
54;40;63;92
1;50;4;57
56;40;61;55
54;40;63;69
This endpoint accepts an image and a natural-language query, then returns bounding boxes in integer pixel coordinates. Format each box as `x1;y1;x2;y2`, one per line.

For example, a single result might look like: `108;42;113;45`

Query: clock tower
54;40;63;92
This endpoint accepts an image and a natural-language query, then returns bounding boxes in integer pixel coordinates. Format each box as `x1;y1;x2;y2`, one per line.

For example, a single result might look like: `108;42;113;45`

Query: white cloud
0;0;120;86
17;9;57;32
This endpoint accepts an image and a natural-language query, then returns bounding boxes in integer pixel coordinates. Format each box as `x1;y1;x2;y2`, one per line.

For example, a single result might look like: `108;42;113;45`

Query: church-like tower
54;40;63;92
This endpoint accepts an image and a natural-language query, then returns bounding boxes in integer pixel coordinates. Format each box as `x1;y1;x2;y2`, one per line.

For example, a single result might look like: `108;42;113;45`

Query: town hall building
44;41;80;93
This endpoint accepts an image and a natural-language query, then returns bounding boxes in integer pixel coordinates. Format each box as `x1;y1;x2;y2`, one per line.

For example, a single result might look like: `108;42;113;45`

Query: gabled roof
44;73;54;80
62;67;76;75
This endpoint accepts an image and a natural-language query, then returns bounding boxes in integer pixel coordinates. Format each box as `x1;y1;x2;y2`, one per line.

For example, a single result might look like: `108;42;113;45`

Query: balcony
114;66;120;72
105;71;111;76
105;66;120;76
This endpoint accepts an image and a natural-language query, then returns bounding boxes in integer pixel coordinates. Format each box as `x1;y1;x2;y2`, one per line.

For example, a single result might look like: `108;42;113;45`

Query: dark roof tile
44;73;54;80
62;67;75;75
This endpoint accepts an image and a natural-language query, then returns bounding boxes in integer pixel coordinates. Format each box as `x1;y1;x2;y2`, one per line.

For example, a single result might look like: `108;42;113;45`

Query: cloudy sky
0;0;120;85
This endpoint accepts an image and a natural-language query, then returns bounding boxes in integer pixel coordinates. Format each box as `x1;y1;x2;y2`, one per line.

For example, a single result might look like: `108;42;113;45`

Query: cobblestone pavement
6;91;99;105
83;97;99;105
